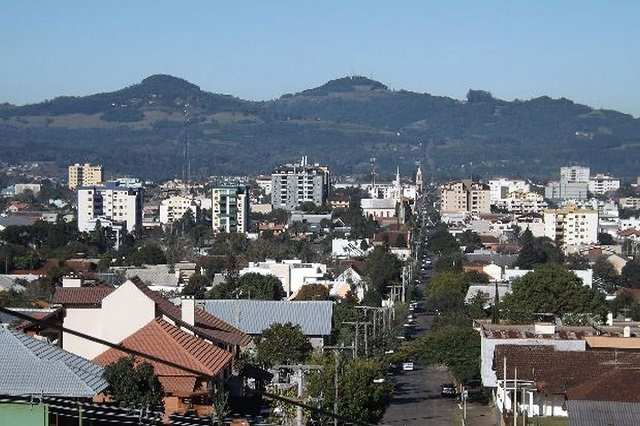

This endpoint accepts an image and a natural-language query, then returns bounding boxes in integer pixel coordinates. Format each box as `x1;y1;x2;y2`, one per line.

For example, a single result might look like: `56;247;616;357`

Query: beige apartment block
68;163;104;189
440;180;491;213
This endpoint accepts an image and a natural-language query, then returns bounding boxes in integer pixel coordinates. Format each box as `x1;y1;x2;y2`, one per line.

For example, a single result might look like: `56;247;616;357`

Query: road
380;311;461;426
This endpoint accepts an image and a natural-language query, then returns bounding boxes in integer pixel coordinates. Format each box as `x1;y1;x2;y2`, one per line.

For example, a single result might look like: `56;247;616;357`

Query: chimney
534;323;555;335
181;295;195;326
62;273;82;288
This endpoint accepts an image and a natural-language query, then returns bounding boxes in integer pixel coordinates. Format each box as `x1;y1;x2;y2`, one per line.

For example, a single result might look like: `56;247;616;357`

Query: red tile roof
128;277;251;347
495;345;640;395
93;318;233;394
51;286;115;306
565;368;640;402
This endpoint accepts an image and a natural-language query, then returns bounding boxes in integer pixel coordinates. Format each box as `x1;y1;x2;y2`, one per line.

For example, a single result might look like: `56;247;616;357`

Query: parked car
440;383;457;397
402;360;415;371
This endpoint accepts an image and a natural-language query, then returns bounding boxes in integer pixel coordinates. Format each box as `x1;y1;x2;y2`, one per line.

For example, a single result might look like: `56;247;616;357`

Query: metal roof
199;300;333;336
0;327;108;397
568;400;640;426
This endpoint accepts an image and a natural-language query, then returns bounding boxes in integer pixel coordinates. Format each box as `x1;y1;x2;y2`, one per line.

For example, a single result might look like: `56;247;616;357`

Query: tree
254;322;312;367
501;264;608;324
306;355;393;425
294;283;329;300
621;259;640;289
103;355;164;410
182;273;209;298
424;271;468;314
408;325;480;384
598;232;616;246
565;253;590;270
514;232;563;269
593;256;620;292
236;272;285;300
364;245;401;296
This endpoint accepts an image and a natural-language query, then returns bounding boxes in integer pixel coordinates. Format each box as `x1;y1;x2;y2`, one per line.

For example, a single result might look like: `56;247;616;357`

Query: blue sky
2;1;639;116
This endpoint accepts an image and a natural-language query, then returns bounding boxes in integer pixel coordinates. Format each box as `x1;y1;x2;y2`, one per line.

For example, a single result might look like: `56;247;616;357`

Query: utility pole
272;364;322;426
342;321;371;358
323;345;354;426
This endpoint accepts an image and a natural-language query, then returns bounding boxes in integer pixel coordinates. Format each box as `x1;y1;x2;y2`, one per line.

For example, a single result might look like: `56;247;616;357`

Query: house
332;264;366;300
494;345;640;418
0;326;108;426
93;318;233;417
199;299;333;349
51;276;252;417
566;369;640;426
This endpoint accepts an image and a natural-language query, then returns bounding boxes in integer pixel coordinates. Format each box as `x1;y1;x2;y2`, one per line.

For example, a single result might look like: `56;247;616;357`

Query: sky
2;1;639;116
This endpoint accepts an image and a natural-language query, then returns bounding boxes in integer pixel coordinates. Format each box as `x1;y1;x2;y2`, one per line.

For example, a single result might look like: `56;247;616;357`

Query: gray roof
0;215;38;229
113;264;179;288
568;400;640;426
464;252;518;268
198;300;333;336
0;327;108;397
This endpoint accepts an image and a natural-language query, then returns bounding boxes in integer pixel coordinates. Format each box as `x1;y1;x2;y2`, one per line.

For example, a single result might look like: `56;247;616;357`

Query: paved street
380;308;496;426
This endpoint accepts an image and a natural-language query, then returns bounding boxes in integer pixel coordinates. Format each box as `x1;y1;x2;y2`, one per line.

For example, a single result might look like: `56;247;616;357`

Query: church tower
416;165;424;192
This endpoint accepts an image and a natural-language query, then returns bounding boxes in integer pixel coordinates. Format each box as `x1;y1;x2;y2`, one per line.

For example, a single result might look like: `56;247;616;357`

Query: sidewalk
458;398;499;426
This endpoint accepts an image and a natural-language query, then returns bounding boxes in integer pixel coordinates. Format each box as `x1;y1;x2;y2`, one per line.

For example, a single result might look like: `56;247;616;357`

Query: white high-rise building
588;174;621;195
560;166;590;183
212;184;250;233
271;156;330;211
77;181;143;233
543;206;598;249
488;178;530;204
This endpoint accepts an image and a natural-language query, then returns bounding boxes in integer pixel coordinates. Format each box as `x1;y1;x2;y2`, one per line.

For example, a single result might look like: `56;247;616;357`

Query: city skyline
2;1;639;117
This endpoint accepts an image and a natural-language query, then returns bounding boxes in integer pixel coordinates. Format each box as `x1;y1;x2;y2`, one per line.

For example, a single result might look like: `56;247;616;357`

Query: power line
0;306;374;426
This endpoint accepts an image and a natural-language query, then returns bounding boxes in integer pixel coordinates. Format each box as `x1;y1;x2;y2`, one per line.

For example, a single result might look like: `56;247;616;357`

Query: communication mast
370;157;376;188
182;103;191;189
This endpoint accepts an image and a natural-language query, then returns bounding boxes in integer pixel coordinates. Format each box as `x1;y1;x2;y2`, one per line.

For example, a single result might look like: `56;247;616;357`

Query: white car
402;362;414;371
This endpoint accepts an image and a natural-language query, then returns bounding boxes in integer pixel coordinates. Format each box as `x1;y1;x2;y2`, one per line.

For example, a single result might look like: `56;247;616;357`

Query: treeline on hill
1;75;639;181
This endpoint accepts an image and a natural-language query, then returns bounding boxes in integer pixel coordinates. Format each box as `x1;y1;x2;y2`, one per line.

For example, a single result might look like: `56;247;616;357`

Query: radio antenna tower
370;157;377;187
182;103;191;189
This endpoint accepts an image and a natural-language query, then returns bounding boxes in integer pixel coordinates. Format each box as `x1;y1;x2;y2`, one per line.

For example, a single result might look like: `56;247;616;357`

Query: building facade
440;180;491;213
543;206;598;248
271;156;330;210
588;174;621;195
560;166;590;183
488;178;530;204
68;163;104;189
159;195;199;225
212;184;250;233
77;181;143;233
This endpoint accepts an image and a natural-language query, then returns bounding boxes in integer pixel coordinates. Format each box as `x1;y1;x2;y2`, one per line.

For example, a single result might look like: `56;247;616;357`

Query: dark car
440;383;457;397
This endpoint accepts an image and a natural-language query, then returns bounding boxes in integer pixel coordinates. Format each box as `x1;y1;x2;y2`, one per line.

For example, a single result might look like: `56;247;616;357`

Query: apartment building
560;166;590;183
588;174;621;195
543;206;598;248
271;156;330;211
77;181;143;233
440;180;491;213
212;184;250;233
488;178;529;204
159;195;199;225
495;190;548;214
68;163;104;189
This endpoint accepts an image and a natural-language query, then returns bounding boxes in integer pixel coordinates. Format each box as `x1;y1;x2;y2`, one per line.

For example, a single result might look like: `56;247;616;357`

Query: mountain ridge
0;74;638;182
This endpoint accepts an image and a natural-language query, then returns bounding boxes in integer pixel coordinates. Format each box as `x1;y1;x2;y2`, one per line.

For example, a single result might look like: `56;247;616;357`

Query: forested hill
0;74;638;182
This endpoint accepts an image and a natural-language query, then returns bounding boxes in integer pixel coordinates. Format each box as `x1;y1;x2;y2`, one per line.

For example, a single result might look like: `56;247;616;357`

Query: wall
0;403;47;426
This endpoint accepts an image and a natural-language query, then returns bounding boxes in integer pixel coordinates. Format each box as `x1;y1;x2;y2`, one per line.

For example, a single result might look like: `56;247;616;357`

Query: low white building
240;259;327;298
